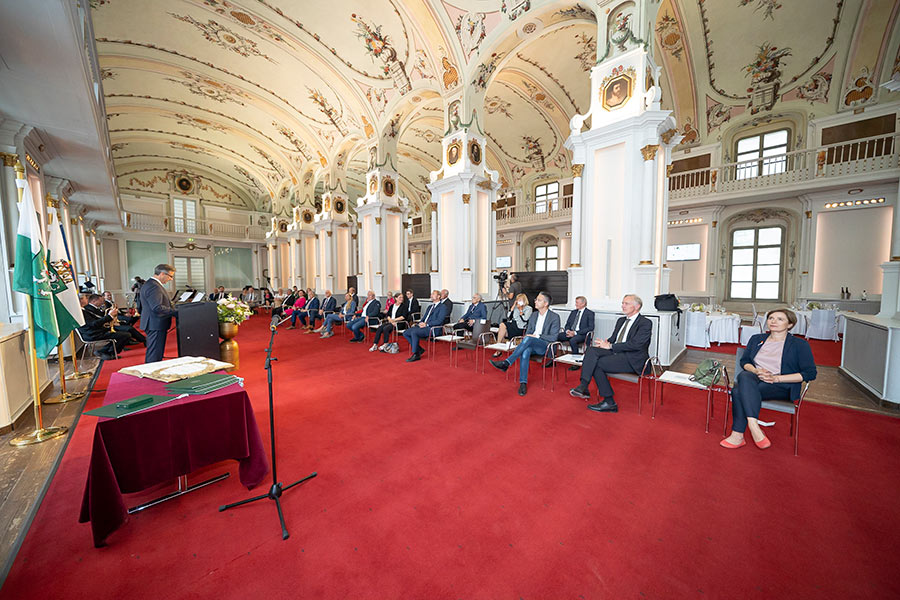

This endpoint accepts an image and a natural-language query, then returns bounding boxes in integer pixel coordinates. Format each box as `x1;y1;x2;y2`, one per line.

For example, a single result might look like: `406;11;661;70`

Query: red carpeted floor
3;316;900;599
690;338;844;367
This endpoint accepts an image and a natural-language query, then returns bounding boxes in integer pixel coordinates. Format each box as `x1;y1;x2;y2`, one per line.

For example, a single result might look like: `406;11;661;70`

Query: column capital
462;194;470;204
571;164;584;177
660;129;677;145
640;144;659;161
0;152;18;167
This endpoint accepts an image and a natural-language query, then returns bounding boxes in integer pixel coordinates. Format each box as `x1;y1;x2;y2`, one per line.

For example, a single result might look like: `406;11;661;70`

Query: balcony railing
495;195;573;227
409;216;432;242
669;133;899;201
123;211;268;240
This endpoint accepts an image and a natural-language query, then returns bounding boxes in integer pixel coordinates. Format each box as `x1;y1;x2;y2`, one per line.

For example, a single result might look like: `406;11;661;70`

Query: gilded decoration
1;153;19;167
447;140;462;166
430;202;438;212
571;164;584;177
369;177;377;194
302;209;314;224
660;128;677;145
334;198;346;214
462;194;471;204
375;217;382;225
468;140;482;165
600;66;635;111
382;176;396;197
640;145;659;161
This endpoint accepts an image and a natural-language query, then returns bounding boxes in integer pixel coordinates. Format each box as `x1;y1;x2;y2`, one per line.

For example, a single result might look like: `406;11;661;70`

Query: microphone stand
218;320;317;540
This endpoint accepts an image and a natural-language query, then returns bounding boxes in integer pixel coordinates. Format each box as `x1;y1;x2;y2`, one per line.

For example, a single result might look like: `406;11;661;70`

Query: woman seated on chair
371;292;409;351
492;293;532;357
722;308;817;450
285;290;308;329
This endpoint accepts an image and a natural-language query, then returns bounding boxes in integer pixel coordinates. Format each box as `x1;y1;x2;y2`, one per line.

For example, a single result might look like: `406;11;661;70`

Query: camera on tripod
493;270;509;286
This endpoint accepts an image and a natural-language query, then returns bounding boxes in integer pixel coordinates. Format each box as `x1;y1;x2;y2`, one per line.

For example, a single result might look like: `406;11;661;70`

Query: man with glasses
139;263;178;363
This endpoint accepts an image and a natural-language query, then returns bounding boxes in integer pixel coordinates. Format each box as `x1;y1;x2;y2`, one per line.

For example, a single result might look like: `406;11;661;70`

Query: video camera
493;270;509;286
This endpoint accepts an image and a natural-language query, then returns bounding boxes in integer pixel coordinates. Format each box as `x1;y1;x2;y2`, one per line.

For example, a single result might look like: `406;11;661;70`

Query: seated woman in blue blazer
722;308;817;450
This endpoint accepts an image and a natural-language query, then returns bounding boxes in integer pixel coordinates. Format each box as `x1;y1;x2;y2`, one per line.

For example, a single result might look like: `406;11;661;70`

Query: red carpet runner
3;316;899;598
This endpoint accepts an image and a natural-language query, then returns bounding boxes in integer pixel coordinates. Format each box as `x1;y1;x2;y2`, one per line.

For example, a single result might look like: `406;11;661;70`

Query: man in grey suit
490;291;560;396
139;263;178;363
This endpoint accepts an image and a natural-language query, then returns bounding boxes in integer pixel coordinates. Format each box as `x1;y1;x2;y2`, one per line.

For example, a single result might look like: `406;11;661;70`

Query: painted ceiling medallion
655;12;684;61
175;176;194;193
334;198;346;214
170;13;276;63
351;12;411;94
447;140;462;166
382;177;396;197
455;12;486;59
600;66;635;111
521;136;544;170
843;67;875;108
166;71;249;105
302;209;314;224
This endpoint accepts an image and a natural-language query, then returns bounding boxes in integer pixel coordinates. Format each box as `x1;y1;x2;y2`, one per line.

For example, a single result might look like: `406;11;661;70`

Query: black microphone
270;312;280;331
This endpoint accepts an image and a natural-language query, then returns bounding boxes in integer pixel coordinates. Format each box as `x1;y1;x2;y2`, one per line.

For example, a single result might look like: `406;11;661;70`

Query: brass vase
219;321;239;370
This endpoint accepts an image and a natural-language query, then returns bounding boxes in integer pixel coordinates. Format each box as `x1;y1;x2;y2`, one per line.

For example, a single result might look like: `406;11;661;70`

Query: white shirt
361;298;375;315
391;303;401;319
616;313;640;343
533;309;548;336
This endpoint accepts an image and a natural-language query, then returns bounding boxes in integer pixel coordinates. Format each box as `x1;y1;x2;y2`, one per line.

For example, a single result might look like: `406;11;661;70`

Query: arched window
728;226;784;301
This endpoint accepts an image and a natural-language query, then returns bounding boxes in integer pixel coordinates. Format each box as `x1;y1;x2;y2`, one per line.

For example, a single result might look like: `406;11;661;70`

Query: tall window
173;197;198;234
729;227;783;300
534;244;558;271
173;256;207;292
735;129;789;180
535;181;559;213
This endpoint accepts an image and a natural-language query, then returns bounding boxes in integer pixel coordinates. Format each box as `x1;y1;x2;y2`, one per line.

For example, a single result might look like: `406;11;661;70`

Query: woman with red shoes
721;308;817;450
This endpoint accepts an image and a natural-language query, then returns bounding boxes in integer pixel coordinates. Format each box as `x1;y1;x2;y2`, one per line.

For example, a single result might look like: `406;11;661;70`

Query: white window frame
533;244;559;272
735;128;790;180
727;226;784;302
172;196;198;234
534;181;559;213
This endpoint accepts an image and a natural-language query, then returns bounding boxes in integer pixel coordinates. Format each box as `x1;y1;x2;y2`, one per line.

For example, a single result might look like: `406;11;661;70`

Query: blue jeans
324;313;345;334
505;336;549;383
348;316;369;340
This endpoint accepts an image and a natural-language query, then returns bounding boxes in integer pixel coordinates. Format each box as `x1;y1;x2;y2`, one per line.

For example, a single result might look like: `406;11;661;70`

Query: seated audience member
404;289;420;319
320;293;356;338
383;291;396;314
296;289;320;331
241;286;260;308
102;291;137;326
209;286;227;301
440;289;453;324
348;291;381;343
403;290;449;362
455;293;487;332
79;294;132;359
490;291;560;396
262;288;275;306
721;308;816;450
555;295;595;369
316;290;337;328
372;292;409;351
493;293;532;357
569;294;651;413
286;290;308;329
348;287;360;308
90;293;144;345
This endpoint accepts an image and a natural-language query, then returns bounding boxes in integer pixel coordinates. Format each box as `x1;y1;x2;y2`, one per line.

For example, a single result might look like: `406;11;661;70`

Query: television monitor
666;243;701;261
496;256;512;269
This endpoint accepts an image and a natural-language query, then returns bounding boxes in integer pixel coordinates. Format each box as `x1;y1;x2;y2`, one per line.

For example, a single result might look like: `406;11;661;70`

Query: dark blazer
321;295;337;314
607;314;653;373
564;308;595;335
306;296;321;312
440;298;453;324
209;292;227;301
741;333;817;401
359;298;382;324
524;310;562;343
405;297;421;320
384;301;410;323
420;302;448;328
460;302;487;322
139;278;177;331
81;304;112;339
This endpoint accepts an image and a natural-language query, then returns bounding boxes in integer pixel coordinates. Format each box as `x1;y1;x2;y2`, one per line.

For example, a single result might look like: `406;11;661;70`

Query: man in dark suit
455;293;487;333
296;289;320;331
90;293;144;344
79;294;131;360
209;286;227;301
490;291;561;396
555;295;595;367
403;290;448;362
102;290;137;326
139;263;178;363
440;289;453;324
570;294;652;413
404;289;420;320
348;290;381;342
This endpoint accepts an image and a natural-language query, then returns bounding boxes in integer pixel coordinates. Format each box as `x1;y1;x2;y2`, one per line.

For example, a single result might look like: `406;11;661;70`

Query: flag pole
44;340;85;405
10;161;67;446
67;331;91;380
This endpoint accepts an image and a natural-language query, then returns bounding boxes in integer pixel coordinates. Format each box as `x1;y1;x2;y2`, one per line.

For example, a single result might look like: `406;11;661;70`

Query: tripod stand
219;323;317;540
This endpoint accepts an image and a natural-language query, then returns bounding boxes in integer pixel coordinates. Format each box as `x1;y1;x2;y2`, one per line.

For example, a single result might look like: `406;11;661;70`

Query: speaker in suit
139;266;178;363
572;296;652;412
403;293;449;360
558;298;595;355
348;294;382;341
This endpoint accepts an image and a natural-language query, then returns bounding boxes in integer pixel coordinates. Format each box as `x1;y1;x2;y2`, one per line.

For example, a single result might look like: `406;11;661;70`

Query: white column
639;145;658;264
570;164;583;267
266;243;275;290
289;237;298;288
429;201;438;273
892;182;900;259
462;194;471;270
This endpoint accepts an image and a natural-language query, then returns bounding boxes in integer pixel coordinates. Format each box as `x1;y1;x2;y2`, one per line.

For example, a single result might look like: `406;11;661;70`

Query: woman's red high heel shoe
754;435;771;449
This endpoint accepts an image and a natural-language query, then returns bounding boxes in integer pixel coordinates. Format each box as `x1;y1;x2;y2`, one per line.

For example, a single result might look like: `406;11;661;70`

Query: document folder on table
83;395;177;419
164;373;241;395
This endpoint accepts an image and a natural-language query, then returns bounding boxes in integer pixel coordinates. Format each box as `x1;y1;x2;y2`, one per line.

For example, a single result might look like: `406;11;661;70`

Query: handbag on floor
690;359;724;387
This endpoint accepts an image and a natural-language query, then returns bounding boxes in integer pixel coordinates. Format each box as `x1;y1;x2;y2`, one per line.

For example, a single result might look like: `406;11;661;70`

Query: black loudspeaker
176;302;220;359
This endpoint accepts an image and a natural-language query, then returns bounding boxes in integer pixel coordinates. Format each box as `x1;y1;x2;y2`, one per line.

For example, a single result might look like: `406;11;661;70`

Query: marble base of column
659;266;672;296
633;264;659;309
878;262;900;319
430;272;441;292
567;266;585;307
373;273;385;296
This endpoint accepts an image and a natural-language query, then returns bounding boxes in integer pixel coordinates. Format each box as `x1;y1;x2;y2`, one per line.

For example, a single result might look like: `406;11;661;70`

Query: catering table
685;311;741;348
79;372;269;546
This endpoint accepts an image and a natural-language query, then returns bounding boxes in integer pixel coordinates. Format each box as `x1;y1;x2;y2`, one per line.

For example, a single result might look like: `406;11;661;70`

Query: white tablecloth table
685;311;741;348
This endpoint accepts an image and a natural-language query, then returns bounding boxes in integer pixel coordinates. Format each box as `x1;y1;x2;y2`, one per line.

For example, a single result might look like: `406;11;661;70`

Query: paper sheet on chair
118;356;234;382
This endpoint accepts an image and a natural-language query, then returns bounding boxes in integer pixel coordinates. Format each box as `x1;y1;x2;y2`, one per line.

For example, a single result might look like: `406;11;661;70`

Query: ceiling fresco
89;0;900;220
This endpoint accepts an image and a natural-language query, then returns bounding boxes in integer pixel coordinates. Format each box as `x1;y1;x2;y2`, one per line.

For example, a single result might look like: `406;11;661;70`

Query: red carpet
690;338;844;367
3;317;900;599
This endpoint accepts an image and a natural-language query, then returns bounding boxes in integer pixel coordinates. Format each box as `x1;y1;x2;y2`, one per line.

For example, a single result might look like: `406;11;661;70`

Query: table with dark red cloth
78;372;270;547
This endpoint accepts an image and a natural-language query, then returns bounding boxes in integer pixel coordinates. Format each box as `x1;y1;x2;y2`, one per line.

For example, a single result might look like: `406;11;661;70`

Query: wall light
667;217;703;226
823;198;885;209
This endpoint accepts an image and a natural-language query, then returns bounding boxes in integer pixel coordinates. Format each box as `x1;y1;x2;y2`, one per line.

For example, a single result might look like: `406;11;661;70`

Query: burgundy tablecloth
78;372;269;546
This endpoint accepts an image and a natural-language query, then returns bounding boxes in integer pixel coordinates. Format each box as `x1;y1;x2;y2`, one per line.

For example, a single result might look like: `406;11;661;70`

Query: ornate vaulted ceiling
90;0;900;221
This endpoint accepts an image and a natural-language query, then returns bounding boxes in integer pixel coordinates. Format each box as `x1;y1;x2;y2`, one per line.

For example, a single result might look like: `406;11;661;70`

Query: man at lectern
140;263;178;363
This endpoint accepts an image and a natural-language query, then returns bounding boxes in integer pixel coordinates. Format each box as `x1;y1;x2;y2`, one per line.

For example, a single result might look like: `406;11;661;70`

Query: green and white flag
46;205;84;342
12;180;60;359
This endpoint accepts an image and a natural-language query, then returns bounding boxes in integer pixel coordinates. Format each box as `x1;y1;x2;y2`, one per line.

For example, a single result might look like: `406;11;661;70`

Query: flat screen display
496;256;512;268
666;243;701;261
